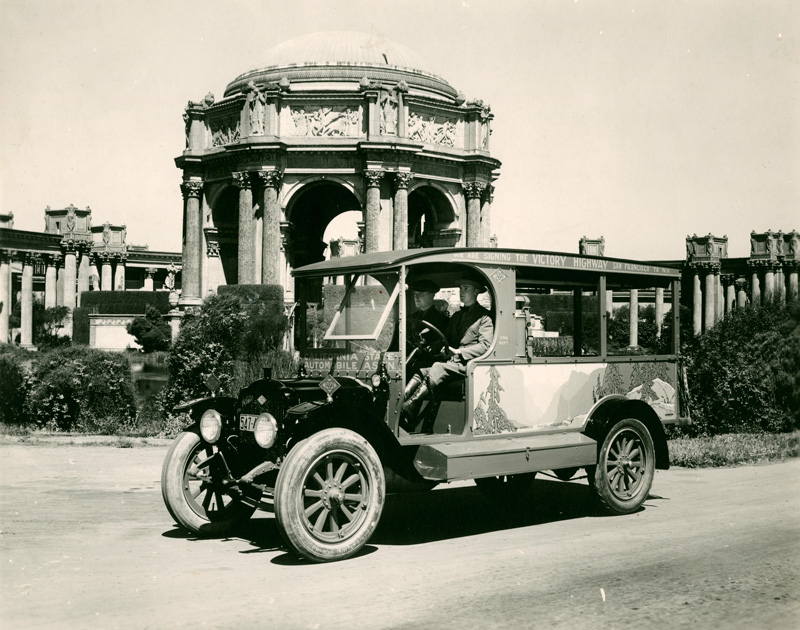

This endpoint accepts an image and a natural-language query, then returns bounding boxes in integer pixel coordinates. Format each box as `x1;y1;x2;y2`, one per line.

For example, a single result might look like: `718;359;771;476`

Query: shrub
72;307;90;344
26;346;136;432
127;306;172;352
0;352;28;425
681;302;800;437
80;291;171;315
160;288;287;412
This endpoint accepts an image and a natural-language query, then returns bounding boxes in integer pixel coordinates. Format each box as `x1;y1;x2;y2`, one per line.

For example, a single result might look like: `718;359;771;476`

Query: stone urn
168;291;179;309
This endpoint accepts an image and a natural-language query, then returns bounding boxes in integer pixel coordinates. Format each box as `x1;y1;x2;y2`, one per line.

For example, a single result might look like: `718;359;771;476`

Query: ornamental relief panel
284;104;362;137
379;91;398;136
207;112;241;147
407;109;462;148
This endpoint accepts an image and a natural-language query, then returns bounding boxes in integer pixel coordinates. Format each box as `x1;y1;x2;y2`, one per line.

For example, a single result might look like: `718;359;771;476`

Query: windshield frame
323;272;401;341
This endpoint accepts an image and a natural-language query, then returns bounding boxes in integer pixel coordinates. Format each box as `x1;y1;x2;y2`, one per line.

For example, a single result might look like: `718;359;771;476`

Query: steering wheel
406;319;449;366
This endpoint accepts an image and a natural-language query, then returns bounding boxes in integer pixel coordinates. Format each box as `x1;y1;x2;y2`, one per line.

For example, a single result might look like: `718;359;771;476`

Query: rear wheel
590;418;655;514
274;429;385;563
161;431;256;536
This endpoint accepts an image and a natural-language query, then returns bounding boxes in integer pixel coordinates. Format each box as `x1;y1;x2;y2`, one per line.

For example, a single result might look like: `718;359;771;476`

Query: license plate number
239;414;258;431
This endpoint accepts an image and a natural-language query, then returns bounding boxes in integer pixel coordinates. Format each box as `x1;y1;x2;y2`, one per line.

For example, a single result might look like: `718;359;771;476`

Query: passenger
402;276;493;422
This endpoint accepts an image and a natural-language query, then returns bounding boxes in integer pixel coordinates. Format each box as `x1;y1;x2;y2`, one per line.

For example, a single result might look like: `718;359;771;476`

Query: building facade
0;207;181;346
174;31;501;308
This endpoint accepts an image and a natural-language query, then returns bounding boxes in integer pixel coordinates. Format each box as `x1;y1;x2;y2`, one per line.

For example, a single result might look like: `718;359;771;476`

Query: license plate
239;414;258;431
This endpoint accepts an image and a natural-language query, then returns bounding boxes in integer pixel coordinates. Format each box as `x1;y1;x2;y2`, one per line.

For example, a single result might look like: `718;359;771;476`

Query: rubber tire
161;431;255;536
273;428;386;563
474;473;536;503
590;418;655;515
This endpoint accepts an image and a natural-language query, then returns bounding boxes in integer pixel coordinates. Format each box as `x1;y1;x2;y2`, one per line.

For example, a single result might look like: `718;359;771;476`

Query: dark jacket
410;305;449;335
446;303;493;362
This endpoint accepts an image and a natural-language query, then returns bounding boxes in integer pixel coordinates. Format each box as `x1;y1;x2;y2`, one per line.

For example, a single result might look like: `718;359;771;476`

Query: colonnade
179;172;494;307
689;260;800;335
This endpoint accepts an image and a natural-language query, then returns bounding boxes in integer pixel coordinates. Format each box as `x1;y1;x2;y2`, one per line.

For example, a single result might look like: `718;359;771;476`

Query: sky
1;0;797;261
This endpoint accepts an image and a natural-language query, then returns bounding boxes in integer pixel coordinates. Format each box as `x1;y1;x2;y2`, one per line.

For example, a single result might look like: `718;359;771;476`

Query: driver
402;276;493;422
405;278;450;394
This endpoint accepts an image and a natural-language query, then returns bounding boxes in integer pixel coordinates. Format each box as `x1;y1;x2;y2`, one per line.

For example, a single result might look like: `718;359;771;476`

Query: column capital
206;241;220;258
462;181;486;199
783;260;800;271
22;251;40;265
734;277;748;290
232;172;252;189
364;169;384;188
0;248;16;263
393;172;414;191
257;169;284;189
145;267;158;277
721;273;735;286
181;180;204;199
483;183;495;203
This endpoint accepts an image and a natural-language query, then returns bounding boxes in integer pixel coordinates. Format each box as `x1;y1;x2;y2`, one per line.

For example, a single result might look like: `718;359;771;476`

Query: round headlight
370;373;383;388
199;409;222;444
254;413;278;449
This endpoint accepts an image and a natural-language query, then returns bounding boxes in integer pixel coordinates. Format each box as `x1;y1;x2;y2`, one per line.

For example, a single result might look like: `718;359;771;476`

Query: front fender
173;396;237;421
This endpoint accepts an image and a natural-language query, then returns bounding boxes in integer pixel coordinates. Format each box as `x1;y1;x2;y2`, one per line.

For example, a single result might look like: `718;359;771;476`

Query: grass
668;432;800;468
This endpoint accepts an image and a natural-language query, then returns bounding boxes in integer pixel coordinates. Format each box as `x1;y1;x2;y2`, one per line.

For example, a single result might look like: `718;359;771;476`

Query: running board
413;433;598;481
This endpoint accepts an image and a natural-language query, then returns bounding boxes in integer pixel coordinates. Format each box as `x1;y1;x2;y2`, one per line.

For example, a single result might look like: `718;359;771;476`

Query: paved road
0;443;798;630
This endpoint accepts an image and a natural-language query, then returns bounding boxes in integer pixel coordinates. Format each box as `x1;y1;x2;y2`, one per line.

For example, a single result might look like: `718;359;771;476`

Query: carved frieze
407;110;459;147
287;104;361;137
208;112;241;147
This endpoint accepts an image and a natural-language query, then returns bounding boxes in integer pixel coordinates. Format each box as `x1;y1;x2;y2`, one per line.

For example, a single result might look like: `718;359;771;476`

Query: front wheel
161;431;255;536
590;418;655;514
273;428;385;563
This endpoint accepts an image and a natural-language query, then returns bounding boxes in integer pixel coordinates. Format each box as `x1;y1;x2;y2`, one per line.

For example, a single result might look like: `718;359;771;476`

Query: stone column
629;288;639;347
77;246;90;305
704;265;716;332
750;265;761;306
480;184;494;247
44;255;57;308
0;250;11;344
101;254;113;291
716;269;724;322
364;170;384;254
692;266;702;336
463;182;486;247
180;180;204;307
735;278;747;309
258;170;283;285
144;268;156;291
392;172;413;250
723;275;735;316
654;287;664;337
20;253;34;348
787;263;799;302
114;255;127;291
89;258;99;292
280;221;294;299
63;244;77;310
233;172;255;285
56;255;64;306
776;266;786;304
764;264;775;302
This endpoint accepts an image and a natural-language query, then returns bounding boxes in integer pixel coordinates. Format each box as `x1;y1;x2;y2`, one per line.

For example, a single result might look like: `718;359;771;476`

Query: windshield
299;272;399;353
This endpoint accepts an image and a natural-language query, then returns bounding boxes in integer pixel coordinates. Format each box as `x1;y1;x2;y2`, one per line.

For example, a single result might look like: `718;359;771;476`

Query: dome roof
261;31;430;72
224;31;457;100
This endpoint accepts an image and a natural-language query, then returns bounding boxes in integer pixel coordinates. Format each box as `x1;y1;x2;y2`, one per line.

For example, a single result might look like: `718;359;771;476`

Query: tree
127;305;172;353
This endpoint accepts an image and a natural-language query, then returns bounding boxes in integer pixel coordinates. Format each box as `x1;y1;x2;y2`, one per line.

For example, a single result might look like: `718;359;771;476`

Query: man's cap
409;279;440;294
458;276;487;293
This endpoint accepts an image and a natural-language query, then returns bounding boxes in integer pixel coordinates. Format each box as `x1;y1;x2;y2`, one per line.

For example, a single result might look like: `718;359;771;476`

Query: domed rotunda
175;31;500;307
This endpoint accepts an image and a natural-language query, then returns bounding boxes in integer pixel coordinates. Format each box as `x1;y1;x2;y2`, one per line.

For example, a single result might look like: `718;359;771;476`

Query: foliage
127;305;172;352
10;299;71;347
668;432;800;467
680;302;800;437
25;346;136;432
80;291;171;315
0;352;29;425
160;289;288;412
72;307;91;344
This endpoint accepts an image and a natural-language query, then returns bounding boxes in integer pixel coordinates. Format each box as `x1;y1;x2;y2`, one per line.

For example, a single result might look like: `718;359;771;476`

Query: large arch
408;184;457;248
286;181;362;269
207;184;240;284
